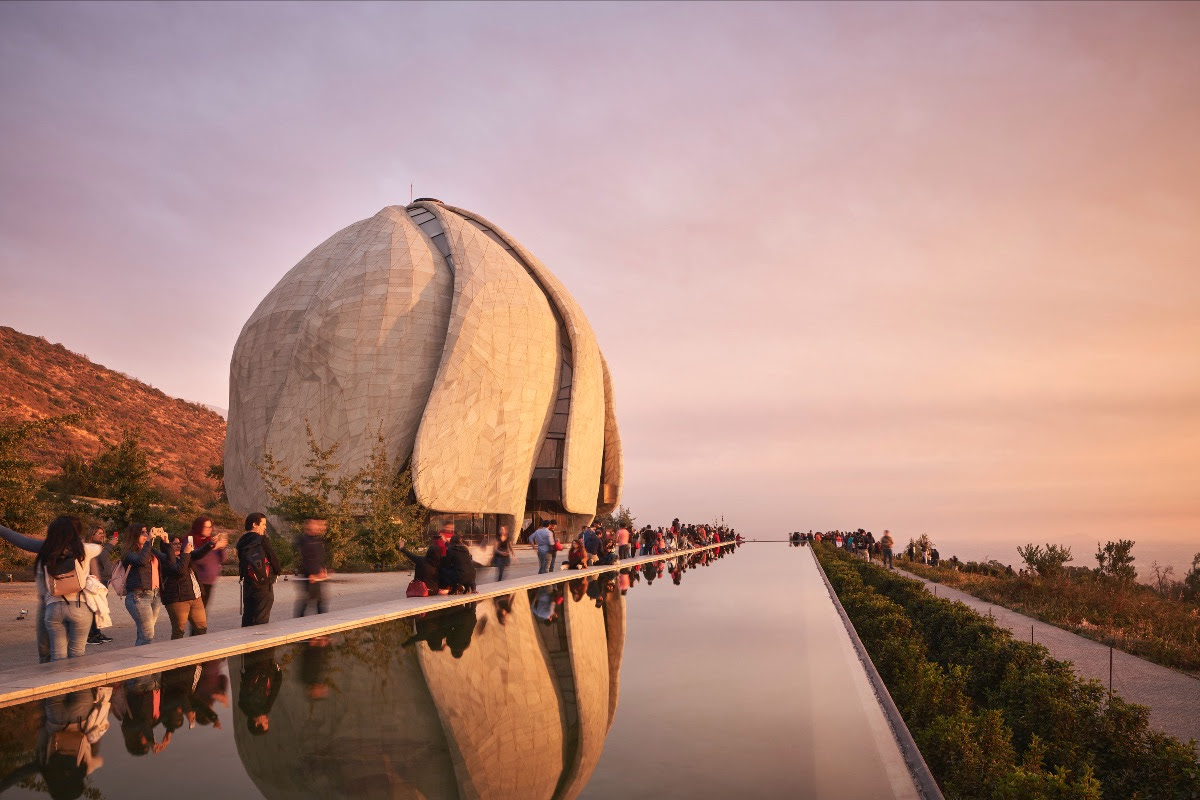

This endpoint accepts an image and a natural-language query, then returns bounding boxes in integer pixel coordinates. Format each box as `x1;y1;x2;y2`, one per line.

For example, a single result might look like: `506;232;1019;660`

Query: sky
1;2;1198;574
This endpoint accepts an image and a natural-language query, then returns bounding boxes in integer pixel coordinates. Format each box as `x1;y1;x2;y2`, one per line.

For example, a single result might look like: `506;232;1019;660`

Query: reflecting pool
0;544;926;799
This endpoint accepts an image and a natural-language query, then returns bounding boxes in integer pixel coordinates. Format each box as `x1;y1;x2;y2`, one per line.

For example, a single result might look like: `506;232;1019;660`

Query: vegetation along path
901;567;1200;750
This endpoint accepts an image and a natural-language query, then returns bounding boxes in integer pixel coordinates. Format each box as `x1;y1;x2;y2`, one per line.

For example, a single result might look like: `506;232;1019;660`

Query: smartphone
187;535;193;548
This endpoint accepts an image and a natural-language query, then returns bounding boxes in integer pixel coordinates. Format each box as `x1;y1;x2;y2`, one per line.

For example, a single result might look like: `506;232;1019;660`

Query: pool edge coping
807;545;946;800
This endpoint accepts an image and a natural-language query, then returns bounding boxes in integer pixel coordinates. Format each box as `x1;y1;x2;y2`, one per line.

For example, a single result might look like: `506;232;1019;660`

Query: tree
206;463;227;503
593;504;636;531
1148;561;1175;596
89;428;159;530
0;410;89;532
1095;539;1137;584
1017;543;1073;578
1182;553;1200;603
254;422;363;569
357;432;427;569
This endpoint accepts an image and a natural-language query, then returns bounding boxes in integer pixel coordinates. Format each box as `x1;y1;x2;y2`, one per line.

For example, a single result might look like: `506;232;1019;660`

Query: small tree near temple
254;422;363;570
593;504;636;532
1095;539;1137;584
358;431;427;569
90;428;159;530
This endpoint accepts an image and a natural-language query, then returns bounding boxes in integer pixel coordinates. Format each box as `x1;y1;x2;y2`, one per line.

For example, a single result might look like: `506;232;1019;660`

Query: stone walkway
899;568;1200;749
0;552;548;673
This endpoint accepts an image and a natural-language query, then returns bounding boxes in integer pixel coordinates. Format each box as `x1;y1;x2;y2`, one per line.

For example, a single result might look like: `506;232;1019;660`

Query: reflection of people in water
238;647;283;736
161;664;200;741
301;636;332;699
494;593;515;625
192;659;228;730
568;577;588;603
117;674;163;756
402;603;480;658
0;687;110;799
531;585;561;624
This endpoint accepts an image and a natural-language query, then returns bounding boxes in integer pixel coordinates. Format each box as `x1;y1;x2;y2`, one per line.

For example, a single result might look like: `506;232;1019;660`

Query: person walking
237;513;280;627
295;519;328;617
187;516;227;608
492;525;514;581
162;532;211;638
530;520;558;574
880;530;895;569
120;524;169;646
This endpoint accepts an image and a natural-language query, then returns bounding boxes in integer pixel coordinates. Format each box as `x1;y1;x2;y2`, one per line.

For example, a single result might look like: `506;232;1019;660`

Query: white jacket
83;575;113;629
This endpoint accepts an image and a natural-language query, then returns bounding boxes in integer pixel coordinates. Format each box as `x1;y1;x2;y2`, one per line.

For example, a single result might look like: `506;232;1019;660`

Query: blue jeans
44;600;92;660
126;590;162;645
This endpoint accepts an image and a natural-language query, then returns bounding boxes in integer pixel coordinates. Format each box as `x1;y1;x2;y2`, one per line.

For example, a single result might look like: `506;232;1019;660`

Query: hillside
0;326;225;501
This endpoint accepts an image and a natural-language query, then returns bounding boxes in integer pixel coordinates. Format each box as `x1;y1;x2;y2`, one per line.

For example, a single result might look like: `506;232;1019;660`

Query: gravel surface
901;569;1200;750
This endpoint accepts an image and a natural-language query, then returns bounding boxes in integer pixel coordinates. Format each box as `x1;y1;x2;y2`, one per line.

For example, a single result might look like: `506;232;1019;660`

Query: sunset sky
2;2;1197;573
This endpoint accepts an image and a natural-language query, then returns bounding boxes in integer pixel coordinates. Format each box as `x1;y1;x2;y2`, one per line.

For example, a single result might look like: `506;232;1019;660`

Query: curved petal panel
410;204;558;518
596;355;623;516
226;207;452;513
442;205;606;516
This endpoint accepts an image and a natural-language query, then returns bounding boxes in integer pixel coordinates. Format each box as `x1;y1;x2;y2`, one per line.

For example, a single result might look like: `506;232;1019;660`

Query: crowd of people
527;517;740;574
0;511;313;664
788;528;943;571
1;511;739;665
0;538;741;797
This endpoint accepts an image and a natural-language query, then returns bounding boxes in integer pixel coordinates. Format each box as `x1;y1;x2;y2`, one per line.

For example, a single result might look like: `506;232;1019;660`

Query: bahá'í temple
224;199;623;536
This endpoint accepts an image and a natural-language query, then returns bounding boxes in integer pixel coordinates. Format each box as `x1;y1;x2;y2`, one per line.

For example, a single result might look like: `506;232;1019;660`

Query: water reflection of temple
232;576;626;800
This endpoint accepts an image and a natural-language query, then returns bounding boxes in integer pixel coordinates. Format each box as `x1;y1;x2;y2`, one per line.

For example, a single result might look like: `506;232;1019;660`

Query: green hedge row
814;545;1200;800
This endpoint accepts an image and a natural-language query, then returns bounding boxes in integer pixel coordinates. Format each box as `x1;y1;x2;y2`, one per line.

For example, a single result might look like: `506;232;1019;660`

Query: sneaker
88;634;113;645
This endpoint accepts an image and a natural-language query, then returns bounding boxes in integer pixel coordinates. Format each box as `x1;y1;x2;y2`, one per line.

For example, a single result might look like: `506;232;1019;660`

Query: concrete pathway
0;551;546;673
899;568;1200;749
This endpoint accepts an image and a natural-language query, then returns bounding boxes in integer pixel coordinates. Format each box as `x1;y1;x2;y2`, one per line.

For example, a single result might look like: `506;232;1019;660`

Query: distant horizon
2;2;1196;575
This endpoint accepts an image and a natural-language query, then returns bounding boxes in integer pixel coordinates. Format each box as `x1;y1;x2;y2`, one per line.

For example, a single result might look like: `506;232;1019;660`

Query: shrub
815;545;1200;800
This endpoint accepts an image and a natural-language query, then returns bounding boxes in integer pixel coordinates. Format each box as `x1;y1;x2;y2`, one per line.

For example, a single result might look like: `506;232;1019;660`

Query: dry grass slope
0;325;225;502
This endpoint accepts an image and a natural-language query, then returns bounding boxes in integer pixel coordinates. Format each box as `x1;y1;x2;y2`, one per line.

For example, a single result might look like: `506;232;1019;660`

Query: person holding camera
163;532;214;638
120;524;170;646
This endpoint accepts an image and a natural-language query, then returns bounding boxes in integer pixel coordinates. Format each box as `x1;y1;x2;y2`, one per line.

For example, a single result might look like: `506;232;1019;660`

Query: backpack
240;536;272;587
109;562;129;597
45;553;84;598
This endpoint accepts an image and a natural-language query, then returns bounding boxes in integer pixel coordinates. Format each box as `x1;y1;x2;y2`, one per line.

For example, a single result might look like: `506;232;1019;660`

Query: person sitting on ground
400;540;442;594
596;539;618;566
567;538;588;569
447;534;477;594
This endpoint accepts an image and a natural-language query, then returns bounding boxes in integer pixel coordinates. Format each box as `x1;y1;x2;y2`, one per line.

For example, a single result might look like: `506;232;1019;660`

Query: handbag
406;579;429;598
554;541;563;552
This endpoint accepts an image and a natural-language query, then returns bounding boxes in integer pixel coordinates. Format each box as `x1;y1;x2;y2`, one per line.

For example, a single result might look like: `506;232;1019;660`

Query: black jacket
236;532;281;586
161;540;214;604
297;535;325;578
